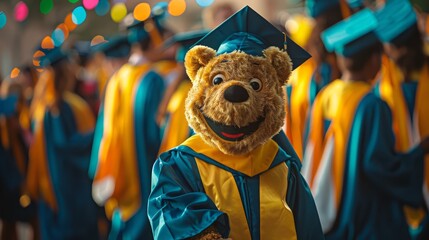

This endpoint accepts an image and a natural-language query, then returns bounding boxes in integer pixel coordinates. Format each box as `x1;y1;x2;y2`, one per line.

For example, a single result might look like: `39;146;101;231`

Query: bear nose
224;85;249;103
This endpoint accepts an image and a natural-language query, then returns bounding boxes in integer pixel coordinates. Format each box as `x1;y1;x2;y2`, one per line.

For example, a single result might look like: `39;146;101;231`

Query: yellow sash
285;58;316;160
307;80;371;207
158;80;192;154
27;90;95;211
182;134;278;177
185;135;297;239
379;58;429;228
95;63;151;220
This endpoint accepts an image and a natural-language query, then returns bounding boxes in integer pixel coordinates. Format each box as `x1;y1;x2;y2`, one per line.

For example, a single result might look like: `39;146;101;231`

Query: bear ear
184;45;216;82
263;46;292;86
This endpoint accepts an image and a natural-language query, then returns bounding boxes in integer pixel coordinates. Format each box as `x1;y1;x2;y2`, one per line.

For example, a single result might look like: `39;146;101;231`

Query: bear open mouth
202;113;265;141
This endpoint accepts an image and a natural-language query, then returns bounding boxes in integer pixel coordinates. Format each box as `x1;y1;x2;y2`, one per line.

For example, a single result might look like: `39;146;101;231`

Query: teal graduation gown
148;135;324;240
325;93;426;240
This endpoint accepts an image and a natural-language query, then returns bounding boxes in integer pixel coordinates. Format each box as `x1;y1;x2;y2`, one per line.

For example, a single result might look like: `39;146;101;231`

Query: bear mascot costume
148;6;324;240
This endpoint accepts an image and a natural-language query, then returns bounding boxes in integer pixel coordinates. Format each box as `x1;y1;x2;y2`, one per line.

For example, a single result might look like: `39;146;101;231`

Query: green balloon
40;0;53;15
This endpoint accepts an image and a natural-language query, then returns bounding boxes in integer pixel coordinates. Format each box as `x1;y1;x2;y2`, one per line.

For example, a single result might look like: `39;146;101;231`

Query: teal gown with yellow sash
285;59;333;160
148;134;324;240
374;58;429;239
28;92;99;240
303;80;426;239
92;62;165;240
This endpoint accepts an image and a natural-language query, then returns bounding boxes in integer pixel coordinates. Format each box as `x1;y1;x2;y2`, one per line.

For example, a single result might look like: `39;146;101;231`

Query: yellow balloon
168;0;186;17
134;3;151;21
111;3;127;23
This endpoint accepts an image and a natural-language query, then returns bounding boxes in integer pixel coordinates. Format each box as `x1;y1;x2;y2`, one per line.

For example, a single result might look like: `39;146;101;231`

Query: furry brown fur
184;45;292;156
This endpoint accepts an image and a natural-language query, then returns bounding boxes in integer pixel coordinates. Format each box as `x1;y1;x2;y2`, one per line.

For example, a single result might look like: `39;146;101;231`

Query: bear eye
250;78;262;91
212;74;225;85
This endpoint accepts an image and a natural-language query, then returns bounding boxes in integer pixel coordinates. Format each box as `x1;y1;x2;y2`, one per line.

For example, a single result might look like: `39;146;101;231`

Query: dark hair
390;24;426;74
306;4;343;63
344;42;382;72
139;23;174;51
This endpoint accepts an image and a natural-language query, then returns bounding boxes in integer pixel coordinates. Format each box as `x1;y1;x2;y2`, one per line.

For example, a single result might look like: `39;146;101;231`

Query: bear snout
223;85;249;103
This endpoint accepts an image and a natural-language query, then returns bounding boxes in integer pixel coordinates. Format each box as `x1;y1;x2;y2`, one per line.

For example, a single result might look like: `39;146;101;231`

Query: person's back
303;9;429;239
91;5;171;239
27;49;99;240
373;2;429;237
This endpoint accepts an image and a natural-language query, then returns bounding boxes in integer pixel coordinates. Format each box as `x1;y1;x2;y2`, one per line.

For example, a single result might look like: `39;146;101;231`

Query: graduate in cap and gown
88;34;131;181
26;48;99;240
373;0;429;237
91;4;170;240
0;78;38;240
148;6;323;240
302;8;429;239
157;30;209;154
284;0;344;160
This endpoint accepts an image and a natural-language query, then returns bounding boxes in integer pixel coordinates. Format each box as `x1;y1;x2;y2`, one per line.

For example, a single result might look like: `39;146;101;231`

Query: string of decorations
1;0;216;75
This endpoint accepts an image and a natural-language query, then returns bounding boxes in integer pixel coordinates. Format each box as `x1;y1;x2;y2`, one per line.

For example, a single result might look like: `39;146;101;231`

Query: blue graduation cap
321;9;379;57
38;47;69;67
127;2;169;44
0;94;18;117
92;35;131;58
73;41;92;60
306;0;339;18
163;30;210;62
374;0;417;43
347;0;364;9
193;6;311;70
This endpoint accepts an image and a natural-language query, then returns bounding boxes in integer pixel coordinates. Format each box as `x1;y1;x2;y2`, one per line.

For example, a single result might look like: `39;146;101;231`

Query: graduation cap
38;47;70;68
193;6;311;70
127;2;168;45
92;35;131;59
73;41;91;57
374;0;417;43
306;0;339;18
347;0;364;9
163;30;210;62
321;8;379;57
0;94;18;117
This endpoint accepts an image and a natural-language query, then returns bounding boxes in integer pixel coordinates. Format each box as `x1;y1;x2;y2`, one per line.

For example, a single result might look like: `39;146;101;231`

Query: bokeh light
33;50;46;67
133;3;151;21
168;0;186;17
64;13;78;31
41;36;55;49
14;1;29;22
68;0;80;3
40;0;53;15
33;60;40;67
90;35;107;46
56;23;70;39
195;0;214;7
19;195;31;208
95;0;110;16
33;50;46;59
72;6;87;25
0;12;6;29
83;0;99;10
111;3;127;23
52;29;65;47
10;67;20;79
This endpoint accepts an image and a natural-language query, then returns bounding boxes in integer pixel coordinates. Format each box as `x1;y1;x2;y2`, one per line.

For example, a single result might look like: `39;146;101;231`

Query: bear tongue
220;132;245;139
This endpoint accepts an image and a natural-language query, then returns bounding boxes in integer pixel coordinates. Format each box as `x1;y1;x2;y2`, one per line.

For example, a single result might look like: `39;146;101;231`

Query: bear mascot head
184;6;310;156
